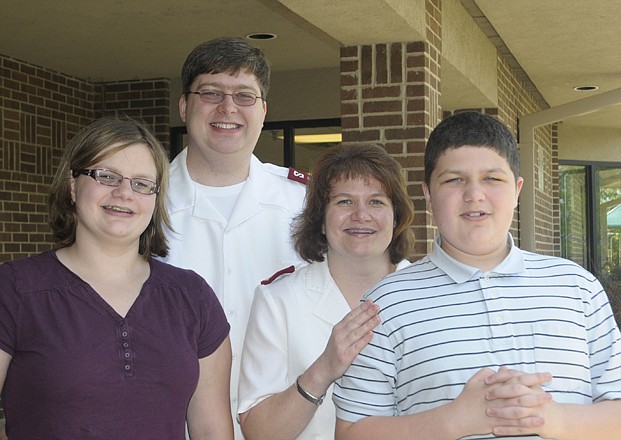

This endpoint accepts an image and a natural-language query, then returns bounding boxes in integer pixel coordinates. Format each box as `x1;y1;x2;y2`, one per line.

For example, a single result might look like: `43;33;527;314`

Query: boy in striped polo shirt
334;111;621;440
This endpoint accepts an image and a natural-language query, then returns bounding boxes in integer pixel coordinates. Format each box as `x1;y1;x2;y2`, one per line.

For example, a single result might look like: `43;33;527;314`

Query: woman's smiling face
324;176;394;263
71;142;157;248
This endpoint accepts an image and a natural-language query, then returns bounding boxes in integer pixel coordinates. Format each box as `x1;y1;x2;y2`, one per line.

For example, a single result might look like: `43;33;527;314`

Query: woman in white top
238;143;415;440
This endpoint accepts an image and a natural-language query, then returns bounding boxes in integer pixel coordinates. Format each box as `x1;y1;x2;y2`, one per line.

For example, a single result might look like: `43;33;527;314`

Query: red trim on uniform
261;265;296;285
287;168;309;185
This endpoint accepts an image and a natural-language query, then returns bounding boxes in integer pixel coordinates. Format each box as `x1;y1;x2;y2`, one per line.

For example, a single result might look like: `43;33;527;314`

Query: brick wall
340;0;443;261
1;55;95;263
93;79;171;151
0;54;171;263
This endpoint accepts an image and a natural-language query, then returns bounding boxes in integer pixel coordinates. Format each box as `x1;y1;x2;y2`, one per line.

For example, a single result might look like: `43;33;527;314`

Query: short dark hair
181;37;271;97
424;111;520;185
293;143;415;264
48;117;172;259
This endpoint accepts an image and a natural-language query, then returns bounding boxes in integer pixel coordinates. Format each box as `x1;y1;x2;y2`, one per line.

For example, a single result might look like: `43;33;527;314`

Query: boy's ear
422;182;433;213
514;176;524;206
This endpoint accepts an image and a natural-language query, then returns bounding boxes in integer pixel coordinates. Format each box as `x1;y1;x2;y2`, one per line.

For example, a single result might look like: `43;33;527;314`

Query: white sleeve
237;283;289;414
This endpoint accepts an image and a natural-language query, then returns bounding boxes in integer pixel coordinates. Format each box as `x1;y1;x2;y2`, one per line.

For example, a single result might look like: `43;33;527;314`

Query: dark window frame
170;118;341;168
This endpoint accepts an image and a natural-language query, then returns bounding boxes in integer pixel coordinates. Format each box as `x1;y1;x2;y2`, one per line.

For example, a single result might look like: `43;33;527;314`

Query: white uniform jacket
162;147;307;427
238;258;410;440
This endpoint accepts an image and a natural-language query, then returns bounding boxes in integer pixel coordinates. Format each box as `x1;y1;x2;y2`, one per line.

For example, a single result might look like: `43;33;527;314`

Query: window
257;119;341;172
560;162;621;322
170;118;341;172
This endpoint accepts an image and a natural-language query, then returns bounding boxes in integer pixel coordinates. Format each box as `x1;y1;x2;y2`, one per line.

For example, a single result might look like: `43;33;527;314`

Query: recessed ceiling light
245;33;277;41
573;85;599;92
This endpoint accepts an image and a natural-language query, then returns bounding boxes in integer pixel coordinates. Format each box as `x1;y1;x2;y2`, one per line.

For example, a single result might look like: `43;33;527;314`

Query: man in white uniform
162;37;307;439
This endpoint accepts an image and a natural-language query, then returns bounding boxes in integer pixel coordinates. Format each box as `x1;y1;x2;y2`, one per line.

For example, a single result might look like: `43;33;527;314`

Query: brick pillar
340;1;442;260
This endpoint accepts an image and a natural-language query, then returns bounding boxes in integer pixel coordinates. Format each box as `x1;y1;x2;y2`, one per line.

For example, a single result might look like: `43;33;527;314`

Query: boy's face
423;146;523;271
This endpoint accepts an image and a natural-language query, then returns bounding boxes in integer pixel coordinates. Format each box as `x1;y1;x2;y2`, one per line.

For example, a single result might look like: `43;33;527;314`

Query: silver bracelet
295;375;325;406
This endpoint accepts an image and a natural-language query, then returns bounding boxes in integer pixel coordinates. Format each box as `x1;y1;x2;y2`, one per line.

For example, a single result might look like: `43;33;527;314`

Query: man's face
423;146;523;270
179;70;267;162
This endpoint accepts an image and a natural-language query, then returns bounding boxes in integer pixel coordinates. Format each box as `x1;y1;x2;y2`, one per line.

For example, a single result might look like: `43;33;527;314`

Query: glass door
560;165;588;267
560;162;621;324
597;167;621;290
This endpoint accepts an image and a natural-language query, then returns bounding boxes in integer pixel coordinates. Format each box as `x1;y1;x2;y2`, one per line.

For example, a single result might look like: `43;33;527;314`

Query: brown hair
48;117;172;259
181;37;270;98
293;143;415;264
425;111;520;185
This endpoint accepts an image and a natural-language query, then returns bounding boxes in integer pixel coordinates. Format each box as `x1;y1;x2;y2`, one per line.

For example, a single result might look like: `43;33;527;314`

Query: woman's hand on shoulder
319;300;380;383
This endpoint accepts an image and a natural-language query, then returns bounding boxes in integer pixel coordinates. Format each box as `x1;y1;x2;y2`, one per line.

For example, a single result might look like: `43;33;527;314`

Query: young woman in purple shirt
0;117;233;440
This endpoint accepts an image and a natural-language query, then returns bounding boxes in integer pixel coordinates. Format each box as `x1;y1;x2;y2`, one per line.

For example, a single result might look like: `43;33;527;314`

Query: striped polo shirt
333;235;621;439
